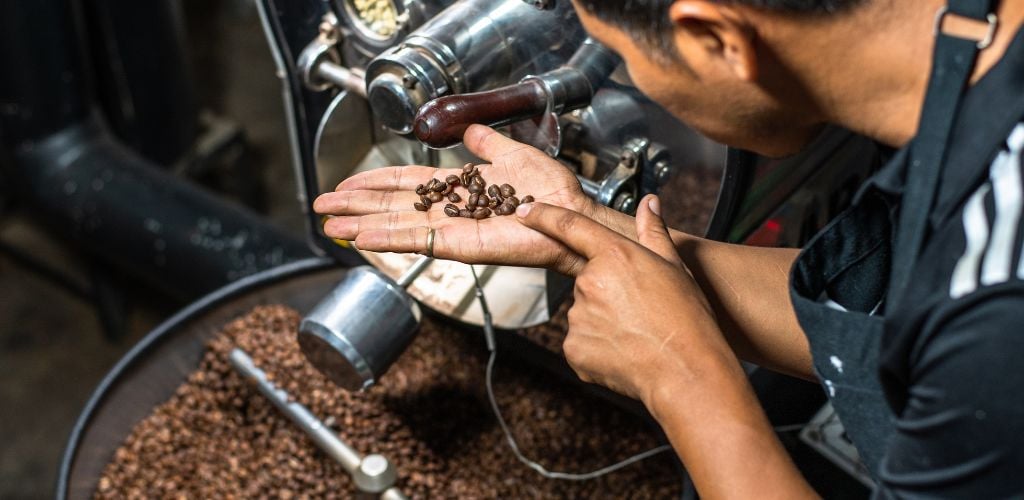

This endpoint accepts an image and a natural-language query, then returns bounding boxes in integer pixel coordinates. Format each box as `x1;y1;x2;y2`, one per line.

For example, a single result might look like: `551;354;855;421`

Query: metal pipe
229;348;408;499
1;0;314;301
395;255;432;288
318;62;367;98
229;348;363;472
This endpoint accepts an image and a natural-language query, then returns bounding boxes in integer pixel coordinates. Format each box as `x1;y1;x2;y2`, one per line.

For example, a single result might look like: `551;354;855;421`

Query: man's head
571;0;871;156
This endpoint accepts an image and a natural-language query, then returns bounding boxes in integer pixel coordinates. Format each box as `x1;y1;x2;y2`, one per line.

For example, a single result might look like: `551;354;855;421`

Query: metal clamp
933;6;999;49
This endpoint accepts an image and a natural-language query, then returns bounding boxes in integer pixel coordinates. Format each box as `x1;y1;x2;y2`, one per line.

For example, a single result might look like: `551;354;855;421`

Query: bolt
613;193;636;214
402;74;419;89
654;160;672;185
619;149;638;169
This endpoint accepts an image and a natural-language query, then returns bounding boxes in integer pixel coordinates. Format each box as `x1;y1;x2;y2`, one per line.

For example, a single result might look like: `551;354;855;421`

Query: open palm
314;125;597;273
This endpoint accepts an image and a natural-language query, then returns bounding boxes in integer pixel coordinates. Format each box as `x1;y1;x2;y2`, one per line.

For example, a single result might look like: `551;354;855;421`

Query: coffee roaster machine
53;0;881;496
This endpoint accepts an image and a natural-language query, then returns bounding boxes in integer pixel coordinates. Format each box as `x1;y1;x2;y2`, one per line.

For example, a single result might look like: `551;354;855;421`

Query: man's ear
669;0;757;81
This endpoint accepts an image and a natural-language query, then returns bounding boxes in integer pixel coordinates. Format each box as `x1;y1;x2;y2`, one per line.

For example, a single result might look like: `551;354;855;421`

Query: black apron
788;0;1003;477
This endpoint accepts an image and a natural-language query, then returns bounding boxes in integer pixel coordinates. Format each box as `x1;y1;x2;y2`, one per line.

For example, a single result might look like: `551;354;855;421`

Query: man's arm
517;198;819;499
594;206;815;380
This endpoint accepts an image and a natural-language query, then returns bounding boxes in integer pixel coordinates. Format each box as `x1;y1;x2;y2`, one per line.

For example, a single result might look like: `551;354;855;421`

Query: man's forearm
645;336;818;499
594;205;814;380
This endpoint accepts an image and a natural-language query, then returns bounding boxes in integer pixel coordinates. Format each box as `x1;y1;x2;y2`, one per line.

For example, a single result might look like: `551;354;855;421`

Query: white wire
470;265;673;481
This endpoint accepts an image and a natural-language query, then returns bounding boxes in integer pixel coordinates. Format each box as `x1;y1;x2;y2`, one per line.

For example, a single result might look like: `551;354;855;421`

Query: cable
469;265;673;481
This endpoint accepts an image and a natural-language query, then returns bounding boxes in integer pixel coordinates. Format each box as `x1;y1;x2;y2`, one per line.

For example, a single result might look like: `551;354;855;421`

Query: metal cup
298;263;426;390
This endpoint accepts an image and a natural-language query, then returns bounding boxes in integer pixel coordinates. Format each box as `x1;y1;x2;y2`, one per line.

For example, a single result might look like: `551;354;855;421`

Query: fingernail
649;196;661;216
516;203;532;218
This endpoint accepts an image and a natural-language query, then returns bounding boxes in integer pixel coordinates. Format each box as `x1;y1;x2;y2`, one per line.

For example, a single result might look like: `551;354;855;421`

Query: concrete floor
0;2;300;497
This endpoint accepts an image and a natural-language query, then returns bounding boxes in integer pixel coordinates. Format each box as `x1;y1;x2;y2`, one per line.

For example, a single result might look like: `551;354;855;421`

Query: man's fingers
463;125;539;163
314;190;424;215
323;210;456;240
635;194;683;266
334;166;461;192
514;202;623;260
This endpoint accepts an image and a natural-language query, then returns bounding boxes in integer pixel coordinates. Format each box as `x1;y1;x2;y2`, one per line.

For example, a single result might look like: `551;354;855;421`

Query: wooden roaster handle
413;80;548;148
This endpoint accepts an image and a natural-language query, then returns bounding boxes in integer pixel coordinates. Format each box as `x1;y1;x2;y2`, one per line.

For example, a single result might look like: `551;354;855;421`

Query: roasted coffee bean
488;198;499;209
442;184;454;195
496;204;514;216
467;183;483;194
505;195;519;207
415;184;427;196
99;303;681;498
500;184;515;197
477;194;490;208
414;202;428;212
447;192;461;203
520;195;535;204
472;207;492;219
443;204;460;217
487;185;500;198
467;193;479;208
462;162;475;174
471;175;485;186
459;208;473;218
427;191;444;203
445;175;461;186
419;195;433;208
430;181;447;193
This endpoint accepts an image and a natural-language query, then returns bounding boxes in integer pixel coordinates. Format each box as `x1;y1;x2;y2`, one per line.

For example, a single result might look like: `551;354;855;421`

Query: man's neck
766;0;1024;148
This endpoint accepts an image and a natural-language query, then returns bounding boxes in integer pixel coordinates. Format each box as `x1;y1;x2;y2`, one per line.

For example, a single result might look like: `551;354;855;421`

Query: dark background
0;1;302;496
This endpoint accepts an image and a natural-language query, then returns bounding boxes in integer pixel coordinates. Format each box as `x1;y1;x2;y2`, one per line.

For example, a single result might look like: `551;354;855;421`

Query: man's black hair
579;0;863;53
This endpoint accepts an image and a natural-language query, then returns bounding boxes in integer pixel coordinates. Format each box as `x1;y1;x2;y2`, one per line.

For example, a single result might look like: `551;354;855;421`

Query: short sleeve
875;284;1024;498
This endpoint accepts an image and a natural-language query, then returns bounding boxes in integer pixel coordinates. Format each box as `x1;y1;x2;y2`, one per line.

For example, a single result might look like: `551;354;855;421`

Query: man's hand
516;195;817;499
314;125;598;275
514;194;729;403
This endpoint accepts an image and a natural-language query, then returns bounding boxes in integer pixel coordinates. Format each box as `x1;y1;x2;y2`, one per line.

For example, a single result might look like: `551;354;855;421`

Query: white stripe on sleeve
950;184;992;299
981;134;1024;285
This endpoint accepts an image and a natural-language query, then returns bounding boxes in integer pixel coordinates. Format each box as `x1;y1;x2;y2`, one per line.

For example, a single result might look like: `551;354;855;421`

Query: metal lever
229;348;409;499
413;81;550;148
413;37;619;149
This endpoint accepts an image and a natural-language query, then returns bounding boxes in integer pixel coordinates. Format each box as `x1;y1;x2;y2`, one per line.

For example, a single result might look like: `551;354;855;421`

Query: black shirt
791;26;1024;498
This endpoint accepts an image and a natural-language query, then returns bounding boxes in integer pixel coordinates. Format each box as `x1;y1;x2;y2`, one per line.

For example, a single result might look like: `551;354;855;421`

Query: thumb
635;194;683;266
464;125;538;163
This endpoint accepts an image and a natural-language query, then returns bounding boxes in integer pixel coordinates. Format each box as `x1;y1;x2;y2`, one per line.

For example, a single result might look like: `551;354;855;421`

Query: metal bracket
592;137;671;214
298;13;343;91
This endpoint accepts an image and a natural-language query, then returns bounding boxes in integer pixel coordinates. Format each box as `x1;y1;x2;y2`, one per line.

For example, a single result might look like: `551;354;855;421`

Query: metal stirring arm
229;348;409;499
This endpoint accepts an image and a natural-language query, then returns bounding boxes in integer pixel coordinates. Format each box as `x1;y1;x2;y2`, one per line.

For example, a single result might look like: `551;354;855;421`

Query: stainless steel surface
364;0;585;134
229;348;363;472
318;62;368;97
298;12;343;92
298;266;422;390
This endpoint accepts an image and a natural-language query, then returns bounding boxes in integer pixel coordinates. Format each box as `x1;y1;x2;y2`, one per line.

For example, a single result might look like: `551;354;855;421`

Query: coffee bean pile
96;305;681;498
413;163;535;219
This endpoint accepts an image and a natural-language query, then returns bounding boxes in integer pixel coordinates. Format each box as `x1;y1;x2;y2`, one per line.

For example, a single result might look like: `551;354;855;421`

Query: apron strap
888;0;1000;306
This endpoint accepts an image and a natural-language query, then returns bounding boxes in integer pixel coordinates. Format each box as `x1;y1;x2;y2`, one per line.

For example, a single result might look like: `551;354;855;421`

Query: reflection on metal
299;265;423;390
314;91;374;193
364;0;585;134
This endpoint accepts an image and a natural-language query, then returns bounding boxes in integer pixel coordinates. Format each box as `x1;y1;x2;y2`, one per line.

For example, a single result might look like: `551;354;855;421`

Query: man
314;0;1024;496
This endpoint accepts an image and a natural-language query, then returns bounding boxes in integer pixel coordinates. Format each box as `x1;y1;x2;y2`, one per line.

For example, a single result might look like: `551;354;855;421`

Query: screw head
654;160;672;185
401;74;419;89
